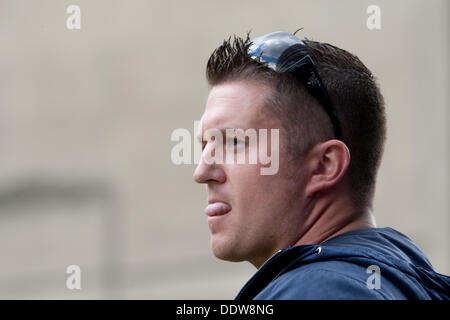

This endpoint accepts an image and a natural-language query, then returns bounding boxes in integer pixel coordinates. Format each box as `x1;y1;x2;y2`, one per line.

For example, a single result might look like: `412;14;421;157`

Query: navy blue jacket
235;227;450;300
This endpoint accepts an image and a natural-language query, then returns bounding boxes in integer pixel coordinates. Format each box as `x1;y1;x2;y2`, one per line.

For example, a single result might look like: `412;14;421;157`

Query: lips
205;201;232;217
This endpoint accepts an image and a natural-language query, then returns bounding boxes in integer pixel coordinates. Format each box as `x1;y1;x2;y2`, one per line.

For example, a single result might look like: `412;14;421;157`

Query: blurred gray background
0;0;448;298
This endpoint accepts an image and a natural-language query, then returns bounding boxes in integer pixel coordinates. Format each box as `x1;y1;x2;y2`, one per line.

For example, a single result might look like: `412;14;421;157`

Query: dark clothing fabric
235;227;450;300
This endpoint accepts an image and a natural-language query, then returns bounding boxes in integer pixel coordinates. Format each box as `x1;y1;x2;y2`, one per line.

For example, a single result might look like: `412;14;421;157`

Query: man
193;31;449;299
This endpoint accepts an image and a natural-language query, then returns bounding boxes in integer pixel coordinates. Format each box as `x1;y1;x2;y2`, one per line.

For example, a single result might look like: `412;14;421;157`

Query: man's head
193;32;386;267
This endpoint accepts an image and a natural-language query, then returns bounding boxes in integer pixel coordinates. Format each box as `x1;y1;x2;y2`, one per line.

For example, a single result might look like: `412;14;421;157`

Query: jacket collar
235;244;319;300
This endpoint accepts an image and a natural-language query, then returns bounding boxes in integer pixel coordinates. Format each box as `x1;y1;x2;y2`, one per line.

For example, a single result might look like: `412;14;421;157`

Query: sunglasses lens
248;31;305;70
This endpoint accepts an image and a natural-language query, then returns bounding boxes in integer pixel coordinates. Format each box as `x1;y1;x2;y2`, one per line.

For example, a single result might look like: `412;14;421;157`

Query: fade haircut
206;32;386;208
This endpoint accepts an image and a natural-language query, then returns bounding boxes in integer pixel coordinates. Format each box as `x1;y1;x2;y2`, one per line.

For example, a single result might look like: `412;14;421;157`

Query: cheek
243;163;305;214
222;164;266;219
228;163;261;194
223;143;306;211
227;163;287;211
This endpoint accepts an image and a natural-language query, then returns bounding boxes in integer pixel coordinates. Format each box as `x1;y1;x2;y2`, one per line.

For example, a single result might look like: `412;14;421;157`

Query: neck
252;187;376;269
292;192;376;246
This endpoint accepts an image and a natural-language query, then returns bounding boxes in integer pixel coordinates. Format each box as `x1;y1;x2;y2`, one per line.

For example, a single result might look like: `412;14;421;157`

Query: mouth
205;200;232;217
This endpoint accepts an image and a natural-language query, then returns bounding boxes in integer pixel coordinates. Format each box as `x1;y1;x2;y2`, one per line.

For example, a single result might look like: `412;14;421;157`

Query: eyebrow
197;128;245;142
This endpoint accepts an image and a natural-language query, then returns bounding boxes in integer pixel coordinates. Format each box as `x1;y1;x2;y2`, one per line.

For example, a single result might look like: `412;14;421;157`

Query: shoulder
255;261;393;300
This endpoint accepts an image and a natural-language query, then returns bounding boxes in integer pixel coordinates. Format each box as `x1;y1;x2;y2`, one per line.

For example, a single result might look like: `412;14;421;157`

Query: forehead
200;81;274;133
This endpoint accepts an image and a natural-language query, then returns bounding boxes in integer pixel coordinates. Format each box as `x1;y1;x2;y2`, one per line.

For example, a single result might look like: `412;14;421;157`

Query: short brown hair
206;32;386;208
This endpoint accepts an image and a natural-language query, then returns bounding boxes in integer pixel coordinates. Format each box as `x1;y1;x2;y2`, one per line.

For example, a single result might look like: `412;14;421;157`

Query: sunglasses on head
248;31;343;141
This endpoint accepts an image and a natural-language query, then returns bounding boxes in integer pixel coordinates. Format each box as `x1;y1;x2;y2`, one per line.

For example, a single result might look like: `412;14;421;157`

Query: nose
193;156;226;185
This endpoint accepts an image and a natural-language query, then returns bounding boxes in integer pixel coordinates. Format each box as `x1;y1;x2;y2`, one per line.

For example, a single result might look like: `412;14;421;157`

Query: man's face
193;80;310;268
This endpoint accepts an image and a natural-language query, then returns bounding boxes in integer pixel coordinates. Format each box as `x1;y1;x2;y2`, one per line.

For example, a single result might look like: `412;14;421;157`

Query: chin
210;237;245;262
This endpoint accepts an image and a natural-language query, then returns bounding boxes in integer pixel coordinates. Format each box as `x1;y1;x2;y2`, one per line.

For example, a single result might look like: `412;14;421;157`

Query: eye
227;137;240;146
201;140;207;151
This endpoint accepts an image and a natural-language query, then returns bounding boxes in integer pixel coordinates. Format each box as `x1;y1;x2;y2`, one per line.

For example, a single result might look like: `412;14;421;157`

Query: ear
305;140;351;197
